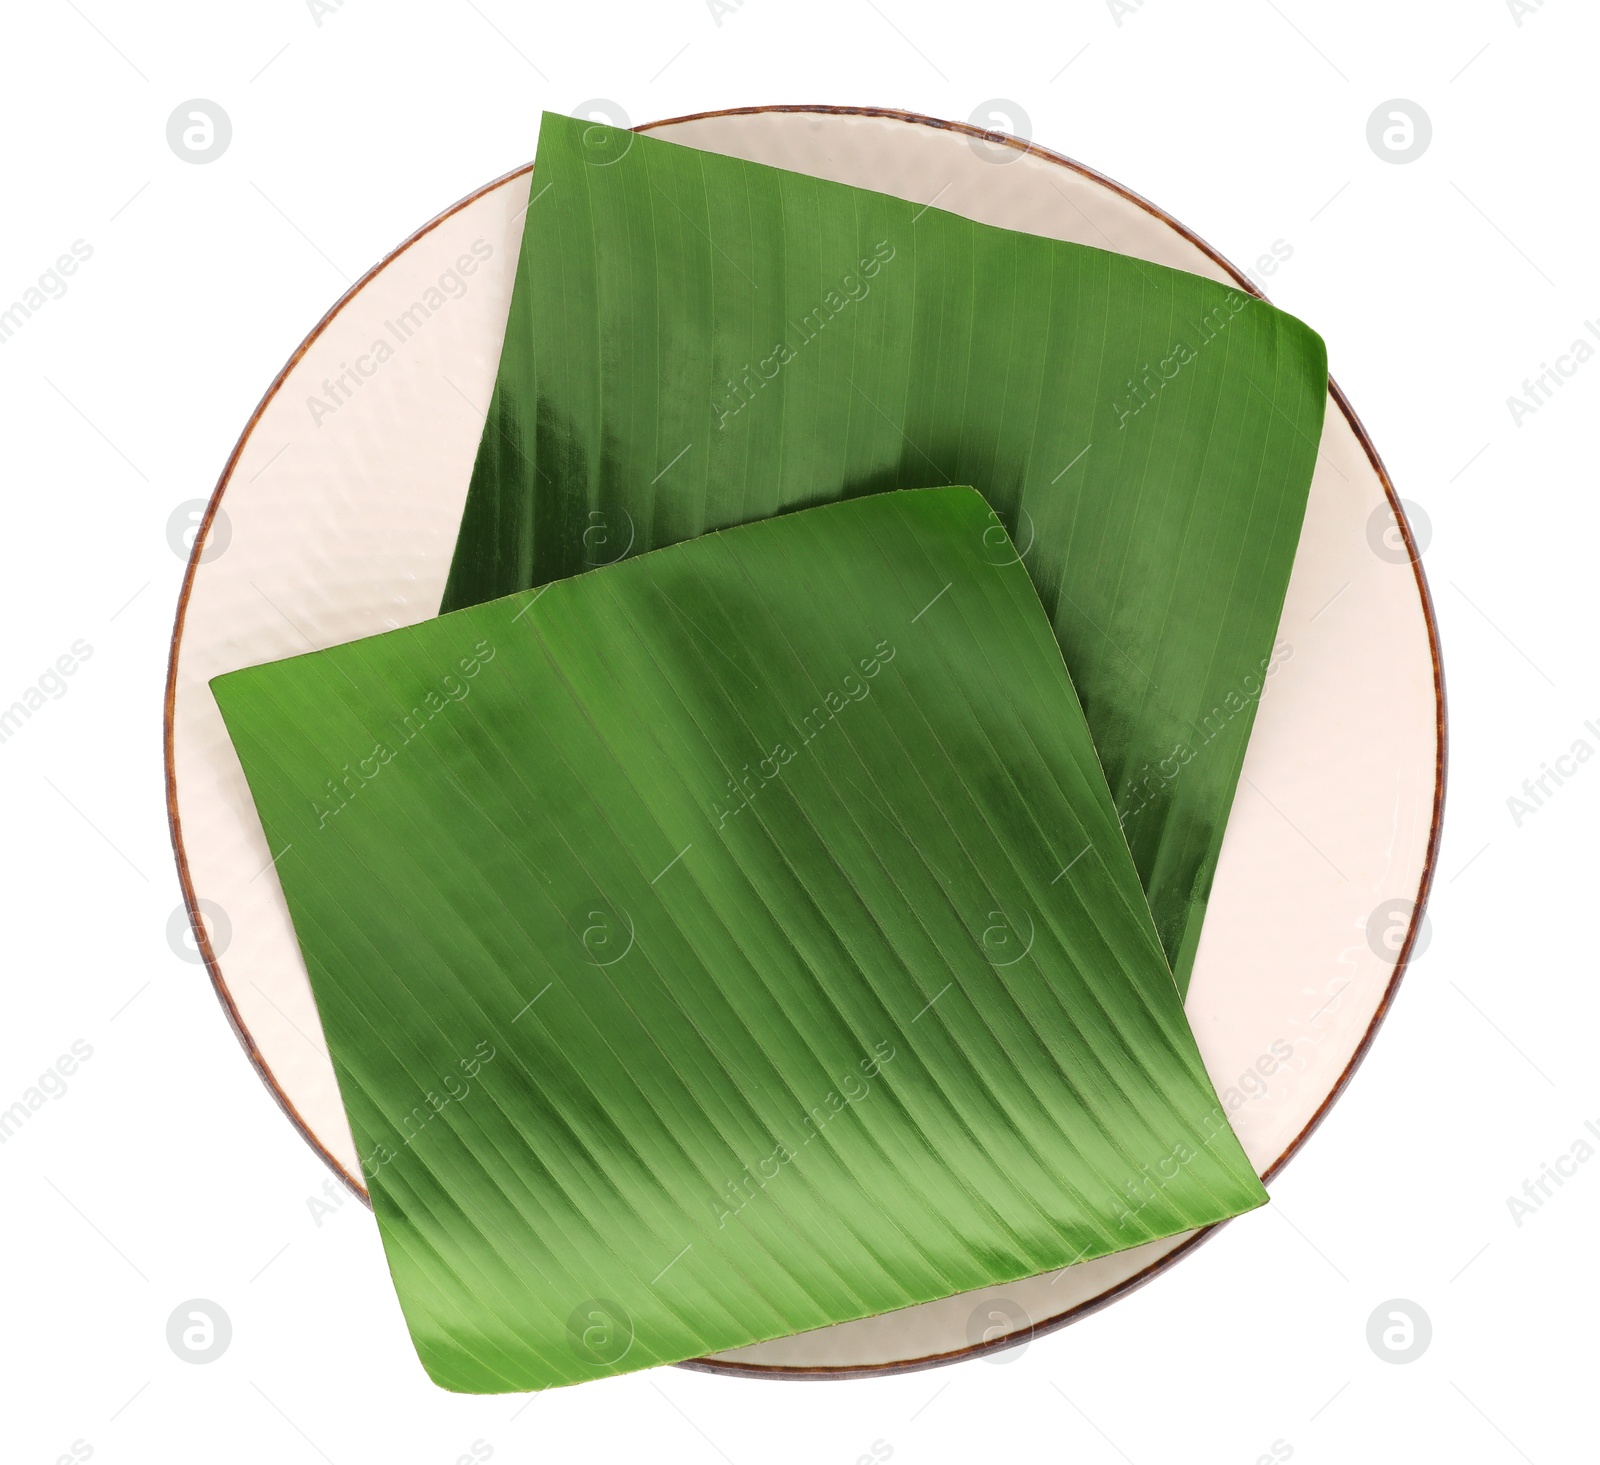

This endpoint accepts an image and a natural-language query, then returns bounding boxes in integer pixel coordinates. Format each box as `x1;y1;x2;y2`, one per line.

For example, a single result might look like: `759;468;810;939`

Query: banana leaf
442;112;1328;993
214;488;1266;1392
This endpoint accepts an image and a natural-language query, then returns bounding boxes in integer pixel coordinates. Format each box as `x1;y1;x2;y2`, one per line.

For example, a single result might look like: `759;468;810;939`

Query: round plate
165;105;1444;1379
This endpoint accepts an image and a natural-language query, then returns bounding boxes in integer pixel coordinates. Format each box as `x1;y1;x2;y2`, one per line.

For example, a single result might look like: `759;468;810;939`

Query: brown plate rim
161;102;1447;1383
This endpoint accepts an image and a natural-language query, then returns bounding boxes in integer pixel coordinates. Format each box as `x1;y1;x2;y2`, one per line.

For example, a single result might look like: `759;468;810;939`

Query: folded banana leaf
214;488;1266;1392
442;112;1327;993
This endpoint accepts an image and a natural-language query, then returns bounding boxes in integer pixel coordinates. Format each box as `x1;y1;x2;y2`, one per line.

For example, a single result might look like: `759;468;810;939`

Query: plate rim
162;101;1447;1381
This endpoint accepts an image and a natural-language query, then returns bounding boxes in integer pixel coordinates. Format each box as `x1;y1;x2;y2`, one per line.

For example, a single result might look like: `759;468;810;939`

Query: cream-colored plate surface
165;107;1442;1377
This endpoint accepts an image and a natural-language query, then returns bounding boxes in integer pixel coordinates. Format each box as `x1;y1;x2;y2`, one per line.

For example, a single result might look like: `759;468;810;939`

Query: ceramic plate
164;106;1444;1378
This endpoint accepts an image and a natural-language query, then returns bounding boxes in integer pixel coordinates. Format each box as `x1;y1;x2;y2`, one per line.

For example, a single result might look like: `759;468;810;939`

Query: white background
1;1;1594;1461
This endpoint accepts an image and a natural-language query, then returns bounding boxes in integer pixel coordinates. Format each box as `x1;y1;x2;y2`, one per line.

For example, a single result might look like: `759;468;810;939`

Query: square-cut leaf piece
213;487;1265;1392
443;111;1330;995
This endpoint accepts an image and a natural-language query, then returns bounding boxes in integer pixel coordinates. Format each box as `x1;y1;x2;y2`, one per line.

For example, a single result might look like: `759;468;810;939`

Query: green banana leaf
214;488;1266;1392
443;112;1328;993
